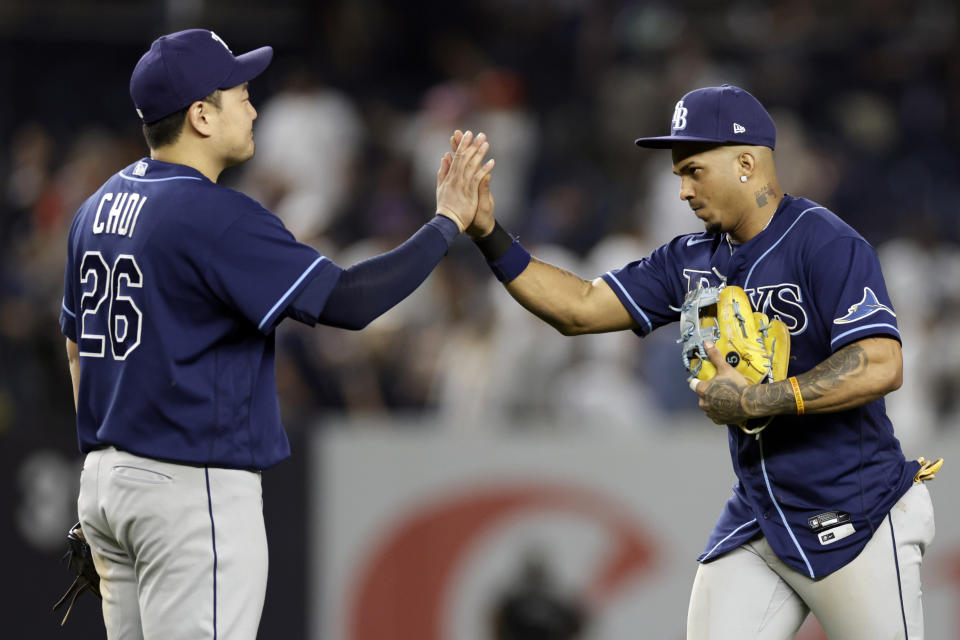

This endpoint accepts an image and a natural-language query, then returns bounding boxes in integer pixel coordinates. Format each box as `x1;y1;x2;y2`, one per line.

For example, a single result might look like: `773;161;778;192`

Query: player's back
68;158;259;347
63;157;305;468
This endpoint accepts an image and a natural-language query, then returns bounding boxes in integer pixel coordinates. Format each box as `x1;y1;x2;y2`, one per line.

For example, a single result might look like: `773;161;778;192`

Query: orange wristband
788;376;804;415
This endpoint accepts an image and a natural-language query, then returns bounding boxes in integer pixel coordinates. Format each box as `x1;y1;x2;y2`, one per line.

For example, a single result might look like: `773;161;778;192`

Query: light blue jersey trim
603;271;652;333
831;323;900;347
258;256;328;330
701;518;758;561
759;436;815;578
119;172;204;183
743;206;826;291
61;299;76;318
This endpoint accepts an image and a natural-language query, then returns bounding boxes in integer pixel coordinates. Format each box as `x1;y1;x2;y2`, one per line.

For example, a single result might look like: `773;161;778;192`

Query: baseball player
59;29;493;639
464;85;936;638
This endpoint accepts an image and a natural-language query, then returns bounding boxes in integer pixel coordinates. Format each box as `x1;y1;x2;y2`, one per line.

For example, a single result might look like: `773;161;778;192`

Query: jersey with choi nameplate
59;159;341;469
600;194;920;578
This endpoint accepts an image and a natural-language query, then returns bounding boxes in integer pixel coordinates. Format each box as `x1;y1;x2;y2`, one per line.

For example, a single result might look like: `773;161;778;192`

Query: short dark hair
142;90;223;150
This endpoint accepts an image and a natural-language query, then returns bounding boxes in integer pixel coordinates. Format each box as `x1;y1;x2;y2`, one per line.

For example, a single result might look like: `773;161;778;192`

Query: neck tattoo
754;184;776;207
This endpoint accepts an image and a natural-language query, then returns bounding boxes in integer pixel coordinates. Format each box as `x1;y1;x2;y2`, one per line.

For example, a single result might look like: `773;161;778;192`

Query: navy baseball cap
635;85;776;150
130;29;273;124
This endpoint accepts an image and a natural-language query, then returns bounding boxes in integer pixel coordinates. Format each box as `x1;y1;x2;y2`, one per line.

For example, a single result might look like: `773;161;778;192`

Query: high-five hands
436;131;495;232
449;130;496;238
689;341;753;425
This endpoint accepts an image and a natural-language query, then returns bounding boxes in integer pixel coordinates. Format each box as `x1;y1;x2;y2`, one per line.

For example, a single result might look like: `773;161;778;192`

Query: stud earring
740;176;748;183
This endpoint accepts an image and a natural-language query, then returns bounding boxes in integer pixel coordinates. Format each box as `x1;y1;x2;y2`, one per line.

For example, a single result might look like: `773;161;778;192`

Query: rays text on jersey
92;192;148;238
681;269;809;336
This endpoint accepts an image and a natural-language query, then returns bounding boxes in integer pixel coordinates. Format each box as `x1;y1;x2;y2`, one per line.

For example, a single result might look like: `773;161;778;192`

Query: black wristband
472;221;514;261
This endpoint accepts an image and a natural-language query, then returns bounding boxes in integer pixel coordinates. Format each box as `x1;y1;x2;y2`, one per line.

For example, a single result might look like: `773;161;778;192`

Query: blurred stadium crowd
2;0;960;453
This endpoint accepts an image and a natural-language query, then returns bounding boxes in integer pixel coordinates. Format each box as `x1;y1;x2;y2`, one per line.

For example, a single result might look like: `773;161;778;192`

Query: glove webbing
53;523;101;626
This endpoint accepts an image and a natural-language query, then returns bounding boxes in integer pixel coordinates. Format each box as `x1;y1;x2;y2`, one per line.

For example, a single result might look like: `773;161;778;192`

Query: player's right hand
692;340;752;425
435;130;495;232
468;172;495;238
448;130;497;239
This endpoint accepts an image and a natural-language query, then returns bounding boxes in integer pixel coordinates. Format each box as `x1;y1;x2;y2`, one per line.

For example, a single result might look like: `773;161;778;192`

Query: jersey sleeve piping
258;256;330;331
59;298;77;340
743;206;827;290
118;172;204;183
830;323;901;347
602;270;653;333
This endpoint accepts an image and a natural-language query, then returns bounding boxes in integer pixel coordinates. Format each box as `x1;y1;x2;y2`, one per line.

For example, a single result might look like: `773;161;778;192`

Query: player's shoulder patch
833;286;895;324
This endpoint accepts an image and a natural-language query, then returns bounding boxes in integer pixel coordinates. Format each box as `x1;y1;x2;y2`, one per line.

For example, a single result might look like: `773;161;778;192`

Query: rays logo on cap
671;100;688;131
833;287;896;324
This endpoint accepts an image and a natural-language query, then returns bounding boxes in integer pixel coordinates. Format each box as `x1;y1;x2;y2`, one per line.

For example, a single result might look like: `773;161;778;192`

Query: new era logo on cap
130;29;274;124
635;85;776;150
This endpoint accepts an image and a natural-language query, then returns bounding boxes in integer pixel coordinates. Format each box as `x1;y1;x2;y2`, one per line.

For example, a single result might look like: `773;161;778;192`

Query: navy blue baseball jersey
59;159;341;469
601;194;920;578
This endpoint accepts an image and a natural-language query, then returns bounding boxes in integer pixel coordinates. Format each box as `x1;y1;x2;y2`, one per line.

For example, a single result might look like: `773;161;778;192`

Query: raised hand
469;173;495;238
448;130;496;239
435;130;495;232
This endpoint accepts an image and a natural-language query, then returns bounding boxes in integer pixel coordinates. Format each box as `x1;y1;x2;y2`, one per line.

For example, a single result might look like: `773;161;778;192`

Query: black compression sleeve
311;215;459;330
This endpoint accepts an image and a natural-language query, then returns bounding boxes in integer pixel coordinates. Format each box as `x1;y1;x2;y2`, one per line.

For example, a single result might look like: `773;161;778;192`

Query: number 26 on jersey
79;251;143;360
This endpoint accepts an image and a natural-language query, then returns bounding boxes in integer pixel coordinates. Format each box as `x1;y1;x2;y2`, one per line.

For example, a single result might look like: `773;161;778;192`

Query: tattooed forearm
713;339;896;421
740;344;869;417
711;381;743;415
702;379;751;424
798;344;868;401
742;379;796;416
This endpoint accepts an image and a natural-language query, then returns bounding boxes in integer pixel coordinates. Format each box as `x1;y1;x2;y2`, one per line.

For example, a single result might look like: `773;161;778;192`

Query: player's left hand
435;130;494;232
689;341;752;425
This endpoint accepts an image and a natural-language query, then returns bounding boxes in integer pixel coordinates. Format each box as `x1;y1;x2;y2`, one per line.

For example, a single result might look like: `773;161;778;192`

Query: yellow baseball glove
679;284;791;433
